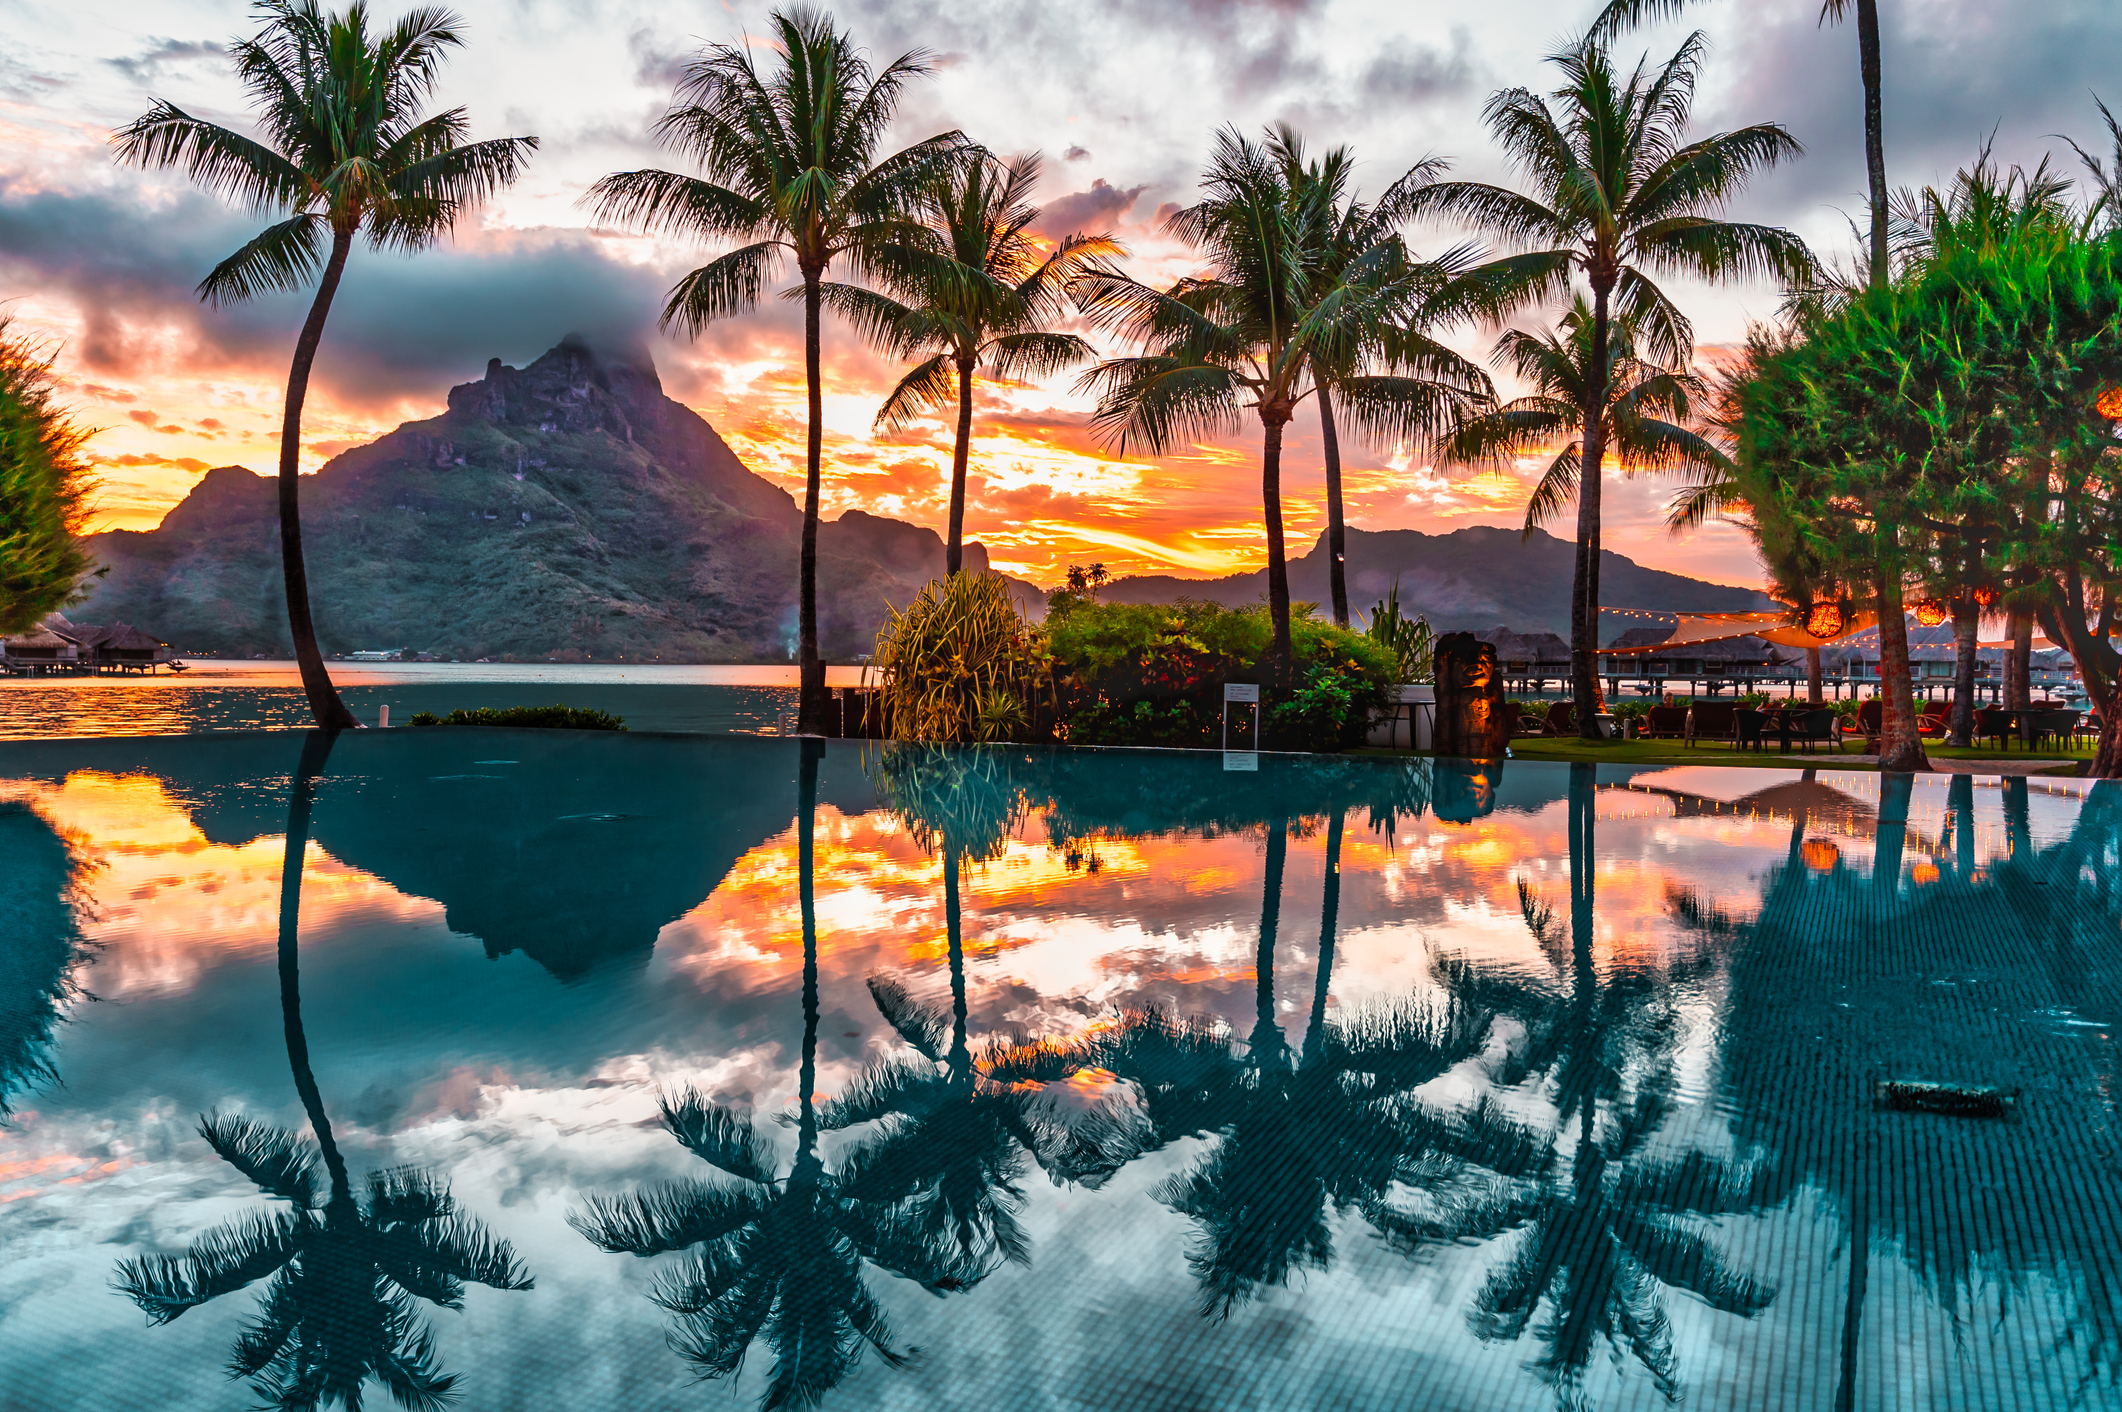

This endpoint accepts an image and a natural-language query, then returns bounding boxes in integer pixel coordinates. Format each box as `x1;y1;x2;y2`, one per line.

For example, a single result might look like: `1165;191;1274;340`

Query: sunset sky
3;0;2116;586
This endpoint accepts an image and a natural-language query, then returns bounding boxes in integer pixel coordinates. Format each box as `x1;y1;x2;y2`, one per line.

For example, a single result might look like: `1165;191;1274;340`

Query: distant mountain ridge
76;335;1019;660
1097;525;1773;636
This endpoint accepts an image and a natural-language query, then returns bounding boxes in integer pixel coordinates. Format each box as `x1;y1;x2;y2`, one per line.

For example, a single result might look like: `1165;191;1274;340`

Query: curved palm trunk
797;272;829;736
279;230;359;732
1856;0;1889;287
1807;647;1825;705
1303;807;1343;1060
1574;289;1612;740
1260;414;1295;695
1872;571;1928;771
278;729;350;1198
1318;389;1350;629
1947;596;1979;746
946;358;975;578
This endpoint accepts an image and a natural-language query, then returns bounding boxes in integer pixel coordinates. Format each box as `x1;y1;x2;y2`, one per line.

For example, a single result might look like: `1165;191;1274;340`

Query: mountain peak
445;334;665;440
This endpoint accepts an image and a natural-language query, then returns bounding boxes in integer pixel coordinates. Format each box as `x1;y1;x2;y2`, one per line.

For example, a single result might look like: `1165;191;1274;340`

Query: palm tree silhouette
571;741;980;1410
1075;127;1489;690
828;151;1122;576
1440;299;1726;542
1412;32;1811;731
113;1;537;730
113;731;534;1408
585;10;964;732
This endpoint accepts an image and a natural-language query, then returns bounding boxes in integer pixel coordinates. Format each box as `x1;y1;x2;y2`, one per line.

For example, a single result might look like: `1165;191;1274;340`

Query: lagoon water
0;730;2117;1410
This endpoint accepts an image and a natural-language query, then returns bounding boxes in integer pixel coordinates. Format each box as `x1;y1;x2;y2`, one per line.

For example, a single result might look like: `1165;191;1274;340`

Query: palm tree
113;1;536;731
1440;299;1728;548
113;731;534;1408
570;740;979;1410
1408;34;1812;736
1593;0;1889;287
1268;130;1495;628
1076;127;1485;690
828;152;1121;576
585;9;964;733
0;799;94;1118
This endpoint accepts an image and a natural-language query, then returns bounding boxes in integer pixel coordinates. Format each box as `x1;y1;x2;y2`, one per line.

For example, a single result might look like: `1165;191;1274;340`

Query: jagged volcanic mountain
77;336;1000;660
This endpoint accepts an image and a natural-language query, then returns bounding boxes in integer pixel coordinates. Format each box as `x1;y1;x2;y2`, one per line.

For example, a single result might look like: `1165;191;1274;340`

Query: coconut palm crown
827;151;1123;575
1410;32;1812;735
1438;298;1727;540
1075;126;1493;690
112;0;537;731
584;7;966;733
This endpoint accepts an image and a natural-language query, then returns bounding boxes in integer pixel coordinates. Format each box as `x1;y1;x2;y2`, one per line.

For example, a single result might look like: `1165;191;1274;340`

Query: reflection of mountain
0;800;94;1117
76;336;1032;660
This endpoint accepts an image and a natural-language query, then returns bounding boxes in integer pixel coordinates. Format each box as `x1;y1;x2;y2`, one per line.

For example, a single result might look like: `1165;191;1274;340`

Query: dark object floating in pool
557;812;632;822
1873;1079;2019;1118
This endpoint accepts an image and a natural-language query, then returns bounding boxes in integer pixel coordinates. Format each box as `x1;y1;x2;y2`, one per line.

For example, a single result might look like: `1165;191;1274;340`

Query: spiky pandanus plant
585;7;965;734
829;151;1122;576
1408;32;1812;735
114;0;537;730
872;571;1050;743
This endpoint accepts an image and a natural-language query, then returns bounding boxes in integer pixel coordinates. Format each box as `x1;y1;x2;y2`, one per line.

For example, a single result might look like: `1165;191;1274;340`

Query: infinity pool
0;731;2116;1411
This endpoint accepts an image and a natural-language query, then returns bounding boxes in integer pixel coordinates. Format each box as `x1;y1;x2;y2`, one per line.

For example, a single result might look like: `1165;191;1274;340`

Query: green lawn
1362;733;2091;774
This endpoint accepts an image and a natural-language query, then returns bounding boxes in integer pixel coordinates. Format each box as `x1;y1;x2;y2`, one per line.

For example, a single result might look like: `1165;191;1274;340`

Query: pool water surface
0;731;2116;1411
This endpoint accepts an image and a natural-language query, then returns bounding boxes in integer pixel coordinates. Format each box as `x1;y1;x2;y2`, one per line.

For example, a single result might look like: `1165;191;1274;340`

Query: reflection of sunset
0;770;434;998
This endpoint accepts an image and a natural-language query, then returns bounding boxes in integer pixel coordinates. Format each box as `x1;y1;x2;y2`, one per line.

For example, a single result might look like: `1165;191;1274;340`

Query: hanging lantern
1973;584;2000;609
1804;601;1846;639
1914;598;1949;627
1801;839;1842;872
2099;387;2122;420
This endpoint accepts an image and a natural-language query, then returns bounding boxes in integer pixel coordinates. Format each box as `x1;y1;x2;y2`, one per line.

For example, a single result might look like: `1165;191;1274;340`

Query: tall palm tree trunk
798;272;828;735
1318;389;1350;629
946;358;975;577
1303;807;1343;1059
1573;289;1612;739
1872;569;1927;770
279;230;359;732
943;845;969;1070
1856;0;1888;287
1947;595;1979;745
1261;413;1295;694
279;729;350;1197
1807;647;1824;705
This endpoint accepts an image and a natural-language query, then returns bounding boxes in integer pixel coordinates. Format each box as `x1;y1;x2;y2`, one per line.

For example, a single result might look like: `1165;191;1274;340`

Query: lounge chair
1734;708;1770;752
1545;701;1577;736
1640;704;1689;739
1855;699;1883;751
1916;701;1950;737
1687;699;1738;746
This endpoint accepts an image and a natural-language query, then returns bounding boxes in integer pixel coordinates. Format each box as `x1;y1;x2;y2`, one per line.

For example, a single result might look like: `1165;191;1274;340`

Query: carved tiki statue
1432;632;1509;759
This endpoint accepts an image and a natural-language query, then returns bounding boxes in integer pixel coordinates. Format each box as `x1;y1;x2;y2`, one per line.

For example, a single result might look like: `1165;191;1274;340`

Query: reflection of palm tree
114;732;533;1408
1421;765;1777;1406
0;800;96;1119
1094;813;1506;1318
573;741;979;1410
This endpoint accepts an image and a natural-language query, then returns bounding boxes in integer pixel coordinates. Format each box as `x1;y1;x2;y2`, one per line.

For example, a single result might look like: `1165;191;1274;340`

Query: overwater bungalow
1;615;175;675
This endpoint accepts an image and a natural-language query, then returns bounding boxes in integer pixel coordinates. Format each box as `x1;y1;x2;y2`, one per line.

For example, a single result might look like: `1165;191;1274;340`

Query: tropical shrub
873;572;1051;743
0;324;98;635
408;705;626;730
1047;598;1392;751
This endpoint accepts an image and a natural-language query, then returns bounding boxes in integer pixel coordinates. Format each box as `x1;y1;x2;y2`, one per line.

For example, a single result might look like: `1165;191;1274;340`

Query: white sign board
1223;751;1259;771
1223;682;1260;703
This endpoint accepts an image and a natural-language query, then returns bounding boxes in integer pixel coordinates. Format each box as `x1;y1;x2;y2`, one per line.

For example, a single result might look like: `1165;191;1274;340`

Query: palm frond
662;1091;780;1182
568;1178;772;1256
113;1208;305;1322
660;241;783;335
198;1112;320;1204
867;975;951;1061
195;213;327;308
873;353;957;433
110;103;309;213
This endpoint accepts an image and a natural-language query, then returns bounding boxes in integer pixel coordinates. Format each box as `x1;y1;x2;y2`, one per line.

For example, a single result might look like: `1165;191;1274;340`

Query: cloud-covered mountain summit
75;336;996;661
